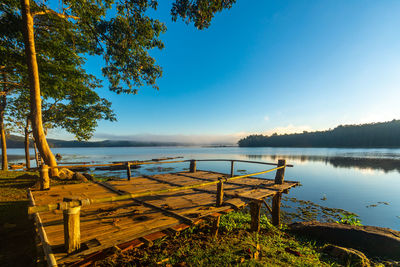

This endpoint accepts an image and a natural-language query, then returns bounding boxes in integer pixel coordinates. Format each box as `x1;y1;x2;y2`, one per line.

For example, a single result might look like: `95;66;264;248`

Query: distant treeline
6;135;182;148
238;120;400;148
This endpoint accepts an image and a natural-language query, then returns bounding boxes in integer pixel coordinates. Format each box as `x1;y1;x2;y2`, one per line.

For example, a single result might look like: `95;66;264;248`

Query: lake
7;146;400;230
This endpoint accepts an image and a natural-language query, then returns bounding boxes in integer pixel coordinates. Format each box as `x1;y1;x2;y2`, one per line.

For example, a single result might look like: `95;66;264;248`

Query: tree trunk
24;118;31;169
33;139;39;168
0;108;7;171
20;0;58;176
0;76;8;171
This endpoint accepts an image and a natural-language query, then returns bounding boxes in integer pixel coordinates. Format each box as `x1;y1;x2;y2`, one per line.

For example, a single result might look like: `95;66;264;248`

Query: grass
0;170;38;267
98;211;339;267
0;170;86;266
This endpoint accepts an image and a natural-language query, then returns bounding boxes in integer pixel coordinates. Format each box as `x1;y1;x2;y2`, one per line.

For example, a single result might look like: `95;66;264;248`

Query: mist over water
8;146;400;230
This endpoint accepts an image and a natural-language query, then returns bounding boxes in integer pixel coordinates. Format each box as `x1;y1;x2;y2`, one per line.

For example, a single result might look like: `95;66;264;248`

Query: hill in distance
238;119;400;148
5;136;235;148
6;135;186;148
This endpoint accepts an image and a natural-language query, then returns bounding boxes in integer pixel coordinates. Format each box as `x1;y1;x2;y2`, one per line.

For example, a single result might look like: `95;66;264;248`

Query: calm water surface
8;147;400;230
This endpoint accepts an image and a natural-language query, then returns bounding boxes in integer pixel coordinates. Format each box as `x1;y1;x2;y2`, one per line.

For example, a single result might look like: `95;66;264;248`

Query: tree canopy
1;1;116;141
1;0;237;176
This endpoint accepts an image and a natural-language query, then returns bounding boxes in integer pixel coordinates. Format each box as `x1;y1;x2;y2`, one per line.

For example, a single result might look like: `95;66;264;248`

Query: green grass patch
0;170;87;266
0;170;38;267
98;211;339;266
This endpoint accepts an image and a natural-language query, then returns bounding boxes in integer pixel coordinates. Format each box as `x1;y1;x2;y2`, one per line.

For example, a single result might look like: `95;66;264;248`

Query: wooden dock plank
31;170;298;266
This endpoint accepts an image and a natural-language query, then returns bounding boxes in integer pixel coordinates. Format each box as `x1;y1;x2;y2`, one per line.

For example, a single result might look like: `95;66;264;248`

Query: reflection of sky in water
7;146;400;230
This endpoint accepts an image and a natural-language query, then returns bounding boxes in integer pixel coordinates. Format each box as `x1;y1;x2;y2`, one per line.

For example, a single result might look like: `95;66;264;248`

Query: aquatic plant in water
335;214;363;226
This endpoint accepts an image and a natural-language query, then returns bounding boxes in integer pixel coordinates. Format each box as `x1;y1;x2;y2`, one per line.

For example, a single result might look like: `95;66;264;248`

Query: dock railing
38;159;293;190
29;159;293;254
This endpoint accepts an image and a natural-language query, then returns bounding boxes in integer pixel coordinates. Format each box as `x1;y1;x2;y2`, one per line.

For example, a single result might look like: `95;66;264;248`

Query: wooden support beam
216;179;224;207
250;201;262;232
63;206;81;253
230;160;234;177
126;163;131;181
272;192;282;226
189;160;196;173
40;164;50;190
274;159;286;184
262;199;273;215
212;215;221;238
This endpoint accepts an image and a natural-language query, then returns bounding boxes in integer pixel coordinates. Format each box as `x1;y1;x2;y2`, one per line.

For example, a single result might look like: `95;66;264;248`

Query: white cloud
264;115;270;121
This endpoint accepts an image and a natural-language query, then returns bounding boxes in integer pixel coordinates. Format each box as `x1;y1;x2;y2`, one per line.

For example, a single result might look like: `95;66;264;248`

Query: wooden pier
28;160;298;266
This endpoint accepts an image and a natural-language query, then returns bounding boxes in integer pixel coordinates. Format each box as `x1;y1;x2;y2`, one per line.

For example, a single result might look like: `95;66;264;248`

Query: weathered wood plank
31;170;298;266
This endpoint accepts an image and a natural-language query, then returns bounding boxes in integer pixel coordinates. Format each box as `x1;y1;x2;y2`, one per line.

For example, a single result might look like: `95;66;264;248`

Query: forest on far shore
238;120;400;148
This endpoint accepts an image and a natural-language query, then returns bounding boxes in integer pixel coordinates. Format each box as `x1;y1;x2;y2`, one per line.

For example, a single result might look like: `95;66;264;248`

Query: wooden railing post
40;164;50;190
216;178;224;207
189;160;196;173
230;160;234;177
63;206;81;253
272;192;282;226
126;162;131;181
250;201;262;232
274;159;286;184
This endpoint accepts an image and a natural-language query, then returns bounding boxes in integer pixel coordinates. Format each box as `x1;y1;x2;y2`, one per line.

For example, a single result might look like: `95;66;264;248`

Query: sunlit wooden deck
30;169;298;266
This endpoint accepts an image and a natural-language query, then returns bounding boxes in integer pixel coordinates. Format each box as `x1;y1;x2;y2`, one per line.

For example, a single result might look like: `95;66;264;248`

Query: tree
2;1;116;171
0;82;8;171
237;120;400;148
0;5;27;170
5;0;236;179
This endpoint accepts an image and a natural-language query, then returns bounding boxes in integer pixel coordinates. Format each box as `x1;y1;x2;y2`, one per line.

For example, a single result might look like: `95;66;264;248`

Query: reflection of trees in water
246;154;400;173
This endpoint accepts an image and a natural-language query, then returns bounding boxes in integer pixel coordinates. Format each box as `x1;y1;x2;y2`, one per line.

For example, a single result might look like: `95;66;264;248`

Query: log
272;192;282;226
189;160;196;173
230;160;234;177
163;227;180;237
63;206;81;253
212;215;221;238
216;180;224;207
126;163;131;181
250;201;262;232
40;164;50;190
274;159;286;184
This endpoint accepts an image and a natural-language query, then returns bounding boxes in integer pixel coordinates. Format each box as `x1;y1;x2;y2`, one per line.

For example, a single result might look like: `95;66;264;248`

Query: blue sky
50;0;400;144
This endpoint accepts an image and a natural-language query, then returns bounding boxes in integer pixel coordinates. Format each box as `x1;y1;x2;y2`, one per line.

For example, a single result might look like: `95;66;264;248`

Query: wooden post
216;179;224;207
250;201;262;232
272;192;282;227
230;160;234;177
212;215;221;238
126;162;131;181
40;164;50;190
274;159;286;184
189;160;196;173
63;206;81;253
